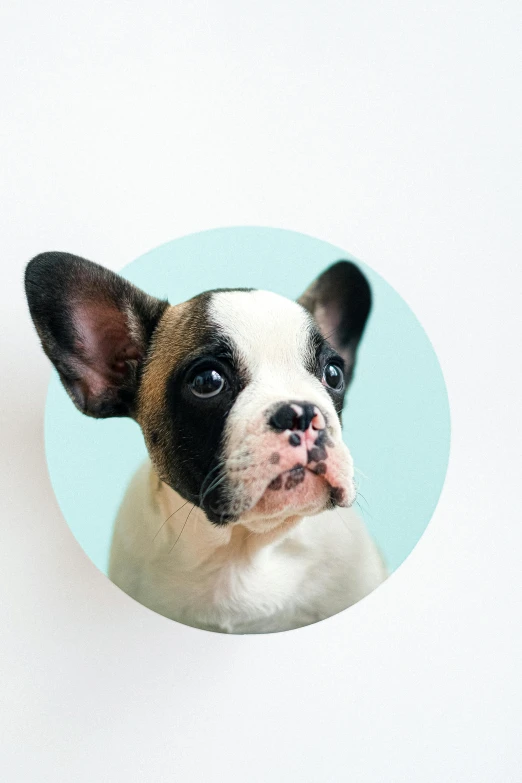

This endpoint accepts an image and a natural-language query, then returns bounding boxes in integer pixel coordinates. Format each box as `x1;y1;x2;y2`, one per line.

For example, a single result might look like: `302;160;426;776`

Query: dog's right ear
25;252;169;418
298;260;371;385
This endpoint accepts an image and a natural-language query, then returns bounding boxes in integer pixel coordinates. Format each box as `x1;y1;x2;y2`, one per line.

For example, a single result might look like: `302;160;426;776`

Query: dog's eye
190;369;225;398
323;362;344;391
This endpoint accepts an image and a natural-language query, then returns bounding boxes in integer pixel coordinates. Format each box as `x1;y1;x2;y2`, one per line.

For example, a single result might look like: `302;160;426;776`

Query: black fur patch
308;445;327;463
163;318;250;523
268;475;283;491
330;486;345;504
284;465;306;490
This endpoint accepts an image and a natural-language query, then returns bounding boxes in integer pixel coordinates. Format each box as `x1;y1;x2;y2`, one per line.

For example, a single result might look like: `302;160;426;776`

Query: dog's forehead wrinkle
209;290;314;373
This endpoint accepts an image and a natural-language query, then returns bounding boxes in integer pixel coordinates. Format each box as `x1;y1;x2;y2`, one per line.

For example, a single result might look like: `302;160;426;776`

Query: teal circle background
45;227;450;577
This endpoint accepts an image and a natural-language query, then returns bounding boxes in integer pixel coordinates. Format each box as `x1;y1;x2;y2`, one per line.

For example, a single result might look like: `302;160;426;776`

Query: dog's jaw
154;471;306;556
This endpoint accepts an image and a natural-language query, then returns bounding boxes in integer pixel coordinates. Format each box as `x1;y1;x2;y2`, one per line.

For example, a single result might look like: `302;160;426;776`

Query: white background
1;1;521;780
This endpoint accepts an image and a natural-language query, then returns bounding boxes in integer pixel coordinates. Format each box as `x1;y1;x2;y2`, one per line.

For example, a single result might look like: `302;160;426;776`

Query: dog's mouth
202;445;353;525
203;466;333;524
249;463;347;519
265;462;327;491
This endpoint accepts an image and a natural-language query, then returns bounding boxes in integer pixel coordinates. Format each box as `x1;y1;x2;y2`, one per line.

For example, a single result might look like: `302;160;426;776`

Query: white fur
209;291;356;522
210;290;317;377
108;290;387;633
109;461;387;633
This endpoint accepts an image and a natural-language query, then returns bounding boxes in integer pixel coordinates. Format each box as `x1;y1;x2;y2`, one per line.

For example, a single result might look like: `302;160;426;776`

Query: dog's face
25;253;371;532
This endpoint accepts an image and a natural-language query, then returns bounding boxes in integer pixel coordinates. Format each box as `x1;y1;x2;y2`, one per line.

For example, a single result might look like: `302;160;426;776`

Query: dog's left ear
298;260;371;383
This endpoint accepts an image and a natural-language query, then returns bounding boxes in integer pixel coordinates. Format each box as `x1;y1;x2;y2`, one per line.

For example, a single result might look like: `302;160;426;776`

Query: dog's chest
161;530;331;634
109;464;385;633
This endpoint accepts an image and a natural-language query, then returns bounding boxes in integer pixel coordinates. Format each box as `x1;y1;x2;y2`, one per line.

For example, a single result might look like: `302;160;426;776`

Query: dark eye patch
162;336;249;520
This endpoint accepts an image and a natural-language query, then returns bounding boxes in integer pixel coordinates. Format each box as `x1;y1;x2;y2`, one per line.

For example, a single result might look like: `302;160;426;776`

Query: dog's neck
109;460;386;634
151;466;303;566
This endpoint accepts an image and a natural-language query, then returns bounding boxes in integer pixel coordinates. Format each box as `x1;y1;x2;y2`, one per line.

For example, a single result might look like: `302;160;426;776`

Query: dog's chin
252;470;328;516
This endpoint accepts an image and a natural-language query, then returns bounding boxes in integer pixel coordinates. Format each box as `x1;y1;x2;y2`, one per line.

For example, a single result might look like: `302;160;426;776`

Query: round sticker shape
43;227;450;631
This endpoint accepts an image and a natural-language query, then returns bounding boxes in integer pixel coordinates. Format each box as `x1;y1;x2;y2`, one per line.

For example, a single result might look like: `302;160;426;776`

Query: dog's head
25;253;371;532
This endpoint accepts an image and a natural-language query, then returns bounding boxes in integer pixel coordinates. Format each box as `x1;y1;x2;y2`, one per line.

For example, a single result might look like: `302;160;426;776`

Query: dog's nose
269;402;325;432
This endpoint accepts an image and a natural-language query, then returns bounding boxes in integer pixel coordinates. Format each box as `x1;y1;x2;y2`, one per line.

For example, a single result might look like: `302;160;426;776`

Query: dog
25;251;387;633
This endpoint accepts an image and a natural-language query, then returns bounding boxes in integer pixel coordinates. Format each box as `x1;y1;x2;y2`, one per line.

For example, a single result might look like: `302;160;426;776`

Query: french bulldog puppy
25;253;386;633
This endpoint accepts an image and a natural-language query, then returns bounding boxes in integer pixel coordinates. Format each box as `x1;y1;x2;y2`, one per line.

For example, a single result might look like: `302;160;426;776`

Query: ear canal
25;252;169;418
298;260;371;382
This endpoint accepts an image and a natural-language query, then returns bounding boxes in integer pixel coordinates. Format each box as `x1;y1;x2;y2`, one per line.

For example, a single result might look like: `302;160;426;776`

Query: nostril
269;404;297;432
311;408;326;431
269;402;324;432
291;403;315;431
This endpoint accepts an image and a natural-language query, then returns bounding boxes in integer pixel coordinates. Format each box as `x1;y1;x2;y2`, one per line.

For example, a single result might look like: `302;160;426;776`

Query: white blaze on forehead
209;290;314;377
208;290;353;519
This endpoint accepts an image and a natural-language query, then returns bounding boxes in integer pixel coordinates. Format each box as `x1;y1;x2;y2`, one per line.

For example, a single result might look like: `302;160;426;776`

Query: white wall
1;1;521;780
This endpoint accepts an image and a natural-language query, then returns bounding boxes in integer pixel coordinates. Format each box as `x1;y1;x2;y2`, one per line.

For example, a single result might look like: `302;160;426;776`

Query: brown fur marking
136;295;211;481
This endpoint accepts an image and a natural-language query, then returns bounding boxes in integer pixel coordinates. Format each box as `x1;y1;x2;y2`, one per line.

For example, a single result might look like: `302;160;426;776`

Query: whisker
198;460;227;499
354;496;374;521
169;504;195;553
199;468;226;506
323;324;343;342
153;500;189;541
356;490;370;509
333;507;353;534
200;473;228;504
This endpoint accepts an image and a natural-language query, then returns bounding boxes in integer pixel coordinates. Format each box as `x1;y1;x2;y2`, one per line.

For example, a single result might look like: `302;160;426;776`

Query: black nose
269;402;317;432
